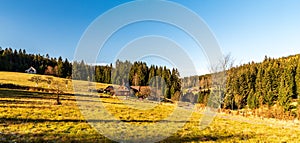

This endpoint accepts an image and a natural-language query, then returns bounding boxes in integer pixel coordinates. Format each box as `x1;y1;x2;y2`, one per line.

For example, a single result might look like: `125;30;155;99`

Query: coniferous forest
1;47;300;112
0;47;182;99
183;55;300;113
0;47;72;78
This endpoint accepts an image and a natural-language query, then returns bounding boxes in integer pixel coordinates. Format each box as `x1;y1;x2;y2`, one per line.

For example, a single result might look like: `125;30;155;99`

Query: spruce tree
247;89;259;109
295;57;300;99
278;68;293;111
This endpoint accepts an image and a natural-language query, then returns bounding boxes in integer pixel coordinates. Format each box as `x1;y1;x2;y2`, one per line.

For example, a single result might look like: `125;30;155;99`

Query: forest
72;60;181;99
0;47;181;99
182;55;300;114
2;47;300;113
0;47;72;78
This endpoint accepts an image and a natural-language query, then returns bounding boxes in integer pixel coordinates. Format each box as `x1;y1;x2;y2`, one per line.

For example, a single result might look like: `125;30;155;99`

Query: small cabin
130;86;151;98
25;67;37;74
115;86;130;96
104;85;131;96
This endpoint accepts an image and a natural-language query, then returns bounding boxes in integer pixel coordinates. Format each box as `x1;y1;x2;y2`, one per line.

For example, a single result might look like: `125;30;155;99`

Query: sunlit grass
0;71;110;93
0;88;300;142
0;72;300;142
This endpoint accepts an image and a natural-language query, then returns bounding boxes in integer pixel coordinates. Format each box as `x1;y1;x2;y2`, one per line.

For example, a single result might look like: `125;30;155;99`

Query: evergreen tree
296;57;300;98
255;66;264;106
278;68;294;111
169;68;181;99
57;56;64;77
247;89;259;109
148;65;156;86
263;66;275;107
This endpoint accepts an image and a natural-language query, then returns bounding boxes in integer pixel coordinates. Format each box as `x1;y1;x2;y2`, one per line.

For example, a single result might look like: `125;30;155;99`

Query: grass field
1;89;300;142
1;72;300;142
0;71;109;93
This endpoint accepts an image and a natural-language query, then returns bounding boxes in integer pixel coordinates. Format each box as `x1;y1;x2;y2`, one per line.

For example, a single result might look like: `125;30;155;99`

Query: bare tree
208;54;234;109
30;76;42;87
52;80;64;105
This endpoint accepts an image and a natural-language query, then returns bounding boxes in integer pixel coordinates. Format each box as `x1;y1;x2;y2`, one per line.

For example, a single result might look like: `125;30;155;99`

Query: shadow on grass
0;88;79;98
162;133;255;142
0;88;116;101
0;123;255;143
0;88;60;98
0;132;117;143
0;89;257;142
1;117;201;125
0;105;52;109
0;88;113;97
0;89;123;105
0;99;49;105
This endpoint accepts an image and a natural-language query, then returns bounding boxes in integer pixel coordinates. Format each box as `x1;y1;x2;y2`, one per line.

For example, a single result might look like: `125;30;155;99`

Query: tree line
6;47;300;110
73;60;181;99
183;55;300;112
225;55;300;111
1;47;181;100
0;47;72;78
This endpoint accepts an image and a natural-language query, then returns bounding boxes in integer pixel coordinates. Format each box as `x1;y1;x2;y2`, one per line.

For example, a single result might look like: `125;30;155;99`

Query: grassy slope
0;71;62;88
0;72;300;142
0;71;109;92
0;89;300;142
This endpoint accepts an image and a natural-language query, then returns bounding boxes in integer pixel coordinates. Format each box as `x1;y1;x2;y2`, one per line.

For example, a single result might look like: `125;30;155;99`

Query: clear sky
1;0;300;76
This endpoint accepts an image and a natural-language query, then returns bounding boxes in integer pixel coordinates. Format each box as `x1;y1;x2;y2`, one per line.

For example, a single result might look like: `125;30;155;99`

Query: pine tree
57;56;64;77
247;89;259;109
263;66;275;107
148;66;155;85
278;68;294;111
295;57;300;99
255;66;264;106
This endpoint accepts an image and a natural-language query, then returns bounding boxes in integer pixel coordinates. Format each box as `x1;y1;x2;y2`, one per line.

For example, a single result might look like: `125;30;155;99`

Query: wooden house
25;66;37;74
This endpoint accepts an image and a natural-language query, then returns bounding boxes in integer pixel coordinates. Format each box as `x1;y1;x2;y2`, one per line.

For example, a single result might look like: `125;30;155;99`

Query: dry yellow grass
0;71;110;93
0;87;300;142
1;72;300;142
0;88;300;142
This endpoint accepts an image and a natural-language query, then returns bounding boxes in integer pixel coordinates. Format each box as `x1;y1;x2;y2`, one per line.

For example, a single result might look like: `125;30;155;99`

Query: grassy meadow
0;71;109;93
0;71;300;142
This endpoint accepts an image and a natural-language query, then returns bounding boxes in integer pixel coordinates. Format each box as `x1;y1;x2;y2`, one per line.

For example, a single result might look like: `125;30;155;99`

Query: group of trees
184;55;300;112
225;55;300;111
6;47;300;110
115;60;181;99
72;60;182;99
1;48;181;100
0;47;72;78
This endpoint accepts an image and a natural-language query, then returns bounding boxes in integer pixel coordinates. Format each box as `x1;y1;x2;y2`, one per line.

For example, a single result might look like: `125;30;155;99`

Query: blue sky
1;0;300;76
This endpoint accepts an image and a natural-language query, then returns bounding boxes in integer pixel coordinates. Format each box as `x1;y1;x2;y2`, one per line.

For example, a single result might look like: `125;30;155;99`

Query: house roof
25;66;36;73
26;66;36;70
130;86;140;91
116;86;130;92
130;86;151;93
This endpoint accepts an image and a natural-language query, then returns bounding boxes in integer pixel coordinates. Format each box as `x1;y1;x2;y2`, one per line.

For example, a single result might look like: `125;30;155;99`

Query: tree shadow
0;120;256;142
161;133;256;142
0;99;47;105
0;89;59;98
0;89;121;105
0;105;52;109
0;117;196;124
0;132;117;143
